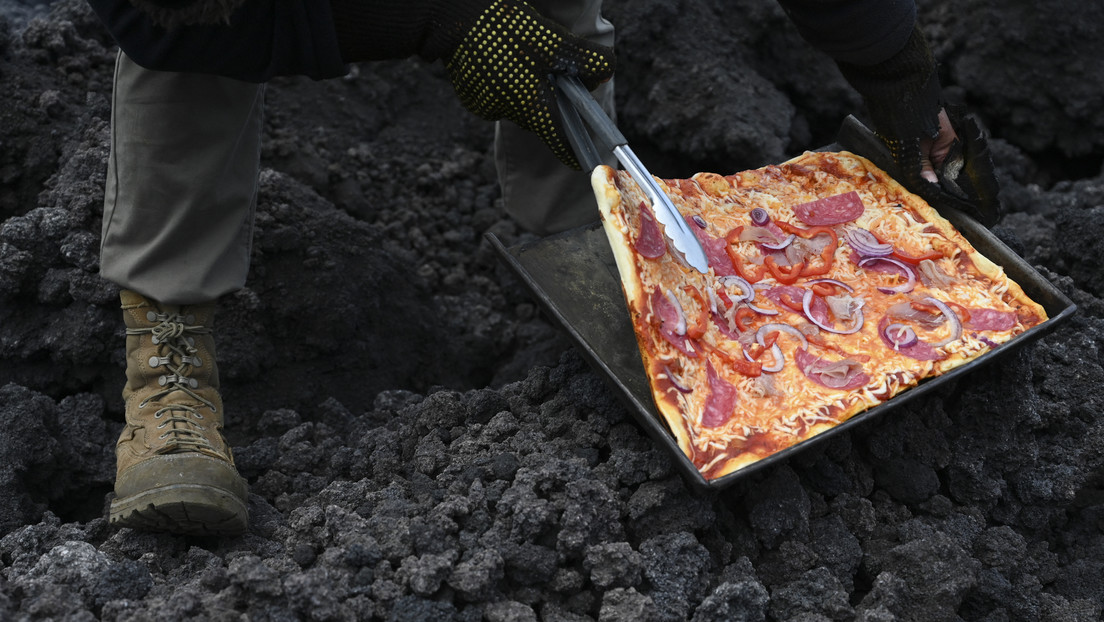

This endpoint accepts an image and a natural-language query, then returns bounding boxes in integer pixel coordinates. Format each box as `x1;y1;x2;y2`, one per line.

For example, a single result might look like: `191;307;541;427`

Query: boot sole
110;483;248;536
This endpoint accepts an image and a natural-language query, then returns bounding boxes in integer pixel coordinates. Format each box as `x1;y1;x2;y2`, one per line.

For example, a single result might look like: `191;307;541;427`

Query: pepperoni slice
702;362;738;428
633;201;667;259
793;191;865;226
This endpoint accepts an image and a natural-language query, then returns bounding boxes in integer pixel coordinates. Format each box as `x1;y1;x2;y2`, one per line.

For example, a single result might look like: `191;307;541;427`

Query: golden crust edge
591;165;698;462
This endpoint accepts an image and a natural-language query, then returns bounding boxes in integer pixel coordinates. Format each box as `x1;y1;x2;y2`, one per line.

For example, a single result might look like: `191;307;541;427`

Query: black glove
441;0;615;169
837;26;1002;226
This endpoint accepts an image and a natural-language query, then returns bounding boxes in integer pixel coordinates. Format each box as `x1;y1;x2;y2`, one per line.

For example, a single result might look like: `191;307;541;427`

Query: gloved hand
442;0;615;169
838;25;1002;226
874;107;1002;228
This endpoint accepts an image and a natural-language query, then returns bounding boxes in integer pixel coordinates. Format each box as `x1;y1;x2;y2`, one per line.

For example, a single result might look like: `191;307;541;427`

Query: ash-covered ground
1;0;1103;620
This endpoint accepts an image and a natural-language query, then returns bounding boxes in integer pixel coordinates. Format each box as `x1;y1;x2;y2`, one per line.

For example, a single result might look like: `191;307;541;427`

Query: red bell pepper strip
682;285;710;339
892;248;945;264
725;227;766;283
703;342;763;377
774;221;839;278
733;306;758;332
764;256;805;284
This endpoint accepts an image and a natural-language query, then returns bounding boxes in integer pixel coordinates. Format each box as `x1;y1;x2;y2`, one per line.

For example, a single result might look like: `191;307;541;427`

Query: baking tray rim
487;211;1076;492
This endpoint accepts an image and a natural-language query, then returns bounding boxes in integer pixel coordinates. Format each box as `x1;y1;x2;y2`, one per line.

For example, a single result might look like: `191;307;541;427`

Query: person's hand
919;108;958;183
443;0;615;169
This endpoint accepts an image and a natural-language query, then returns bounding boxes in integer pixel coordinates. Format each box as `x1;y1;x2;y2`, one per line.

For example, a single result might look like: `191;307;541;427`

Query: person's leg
102;51;261;535
101;51;263;306
495;0;616;235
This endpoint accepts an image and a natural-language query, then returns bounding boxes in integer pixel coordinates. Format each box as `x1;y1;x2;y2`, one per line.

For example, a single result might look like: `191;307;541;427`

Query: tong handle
554;74;625;170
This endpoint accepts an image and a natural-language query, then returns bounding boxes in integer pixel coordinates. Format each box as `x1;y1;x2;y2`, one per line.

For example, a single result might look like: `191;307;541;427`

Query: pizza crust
592;151;1048;480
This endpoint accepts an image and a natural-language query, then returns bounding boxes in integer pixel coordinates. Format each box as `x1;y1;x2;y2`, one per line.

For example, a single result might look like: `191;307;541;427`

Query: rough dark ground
1;0;1103;620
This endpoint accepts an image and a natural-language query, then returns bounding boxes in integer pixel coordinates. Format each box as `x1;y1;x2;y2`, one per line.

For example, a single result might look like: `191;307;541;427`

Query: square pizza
592;151;1048;480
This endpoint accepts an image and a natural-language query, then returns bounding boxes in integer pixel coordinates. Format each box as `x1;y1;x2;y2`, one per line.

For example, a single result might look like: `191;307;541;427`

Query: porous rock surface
1;1;1102;620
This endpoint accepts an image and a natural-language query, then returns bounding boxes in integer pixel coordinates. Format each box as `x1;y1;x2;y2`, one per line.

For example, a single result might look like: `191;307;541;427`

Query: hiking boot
109;290;248;536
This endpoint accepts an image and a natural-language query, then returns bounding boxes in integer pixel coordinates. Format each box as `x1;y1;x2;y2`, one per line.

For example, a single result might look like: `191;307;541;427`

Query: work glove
440;0;615;169
838;26;1002;226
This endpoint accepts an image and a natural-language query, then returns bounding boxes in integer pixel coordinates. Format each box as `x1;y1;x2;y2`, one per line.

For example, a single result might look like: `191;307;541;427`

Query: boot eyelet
146;311;158;321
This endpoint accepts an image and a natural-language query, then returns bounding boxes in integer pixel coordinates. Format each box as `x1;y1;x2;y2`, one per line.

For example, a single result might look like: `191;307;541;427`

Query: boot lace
127;310;219;454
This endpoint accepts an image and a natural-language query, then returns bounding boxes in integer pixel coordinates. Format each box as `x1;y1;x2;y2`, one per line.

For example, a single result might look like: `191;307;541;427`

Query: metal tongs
553;75;710;273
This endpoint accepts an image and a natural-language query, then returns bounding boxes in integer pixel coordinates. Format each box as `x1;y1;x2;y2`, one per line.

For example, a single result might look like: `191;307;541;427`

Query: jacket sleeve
773;0;917;65
88;0;348;81
87;0;488;82
775;0;941;139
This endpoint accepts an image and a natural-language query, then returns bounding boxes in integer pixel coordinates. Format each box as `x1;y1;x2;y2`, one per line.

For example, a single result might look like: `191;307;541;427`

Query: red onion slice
718;275;755;302
762;344;785;373
845;227;894;257
882;322;918;349
706;287;724;314
807;278;854;293
803;290;864;334
666;289;688;336
859;256;917;294
743;343;786;373
923;297;962;347
662;366;693;393
756;322;809;349
761;233;796;251
746;302;780;316
750;207;770;226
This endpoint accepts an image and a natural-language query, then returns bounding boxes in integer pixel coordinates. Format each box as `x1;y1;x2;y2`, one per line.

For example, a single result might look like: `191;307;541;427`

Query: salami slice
634;201;667;258
965;308;1017;332
702;361;738;428
793;191;865;226
689;219;737;276
711;310;741;340
650;288;698;358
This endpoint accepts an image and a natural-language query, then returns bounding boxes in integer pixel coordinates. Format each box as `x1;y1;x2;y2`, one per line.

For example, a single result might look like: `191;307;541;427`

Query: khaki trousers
101;52;264;305
100;1;614;305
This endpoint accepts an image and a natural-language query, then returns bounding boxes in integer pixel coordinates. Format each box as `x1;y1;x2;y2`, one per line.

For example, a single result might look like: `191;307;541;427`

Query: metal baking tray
486;176;1076;493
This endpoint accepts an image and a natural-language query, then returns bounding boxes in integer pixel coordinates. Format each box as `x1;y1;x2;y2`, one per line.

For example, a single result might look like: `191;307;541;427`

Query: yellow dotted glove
444;0;615;169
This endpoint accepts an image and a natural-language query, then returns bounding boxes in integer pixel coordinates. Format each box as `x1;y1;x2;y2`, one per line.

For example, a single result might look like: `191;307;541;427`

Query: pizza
590;150;1048;480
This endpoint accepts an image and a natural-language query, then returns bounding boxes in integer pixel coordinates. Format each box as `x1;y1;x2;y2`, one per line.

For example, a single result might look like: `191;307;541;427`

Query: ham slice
794;348;870;390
